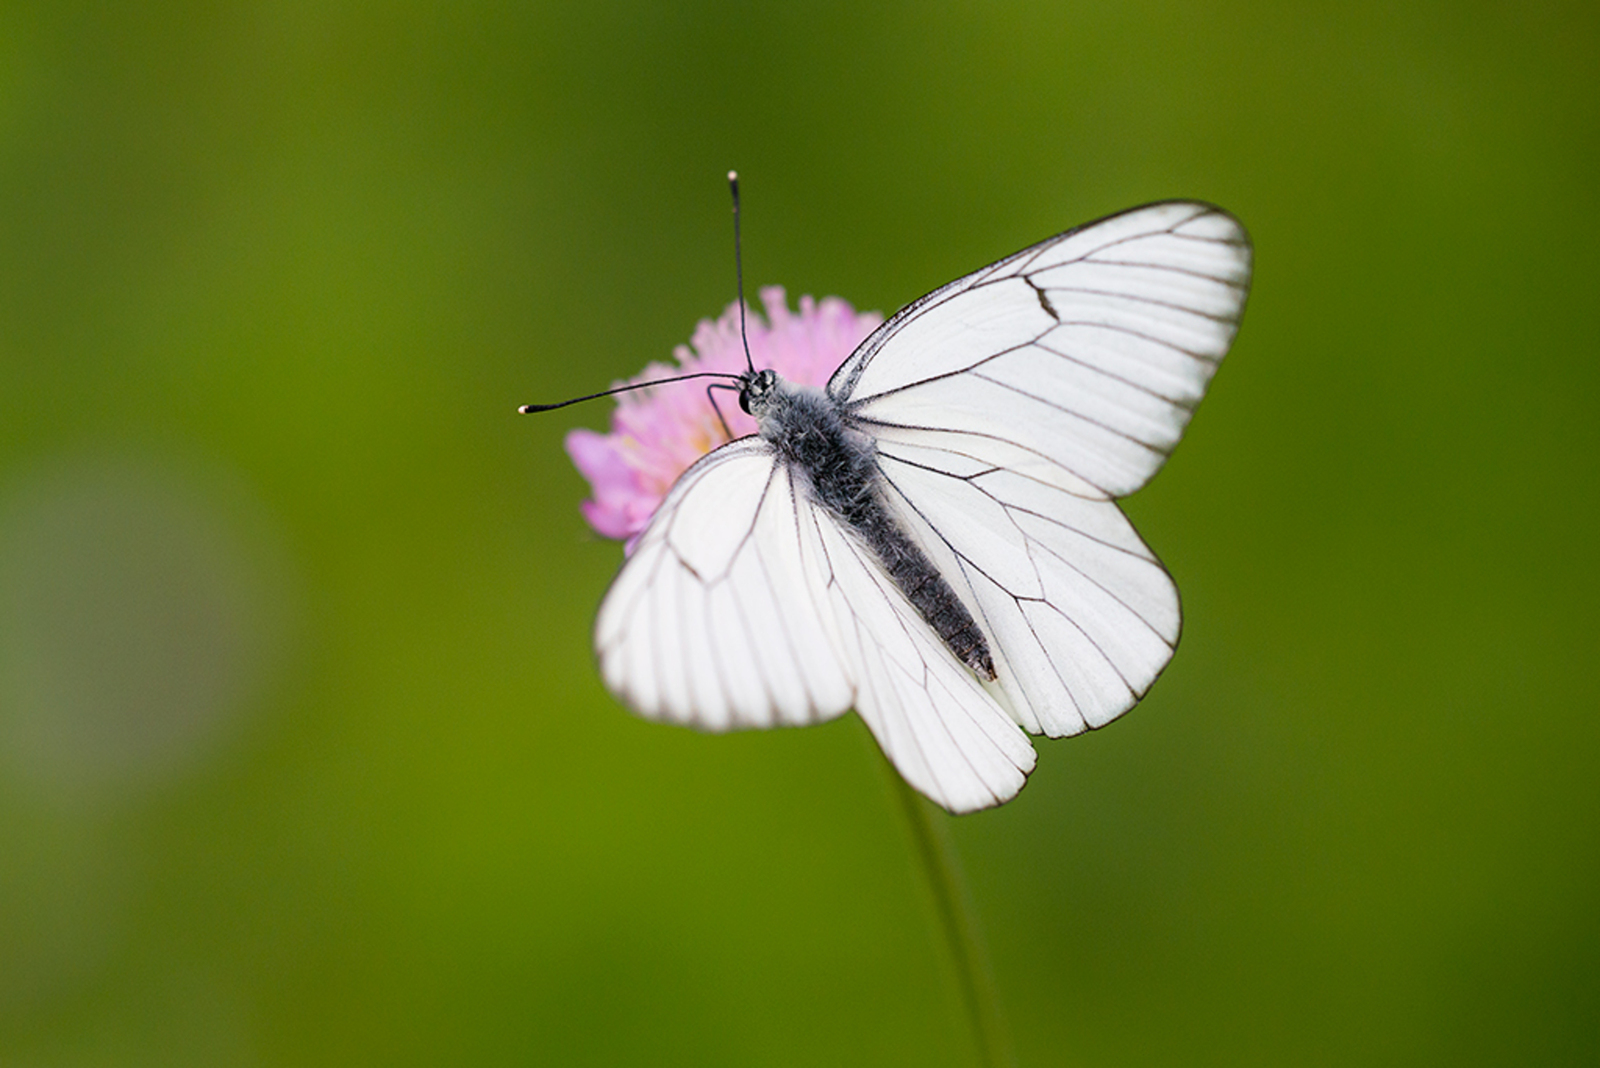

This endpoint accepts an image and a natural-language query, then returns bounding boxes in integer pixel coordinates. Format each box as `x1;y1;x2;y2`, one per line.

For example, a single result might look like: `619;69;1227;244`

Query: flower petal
564;291;883;542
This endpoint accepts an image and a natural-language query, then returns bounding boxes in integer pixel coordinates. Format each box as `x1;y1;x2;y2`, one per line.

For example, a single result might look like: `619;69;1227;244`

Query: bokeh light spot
0;455;294;799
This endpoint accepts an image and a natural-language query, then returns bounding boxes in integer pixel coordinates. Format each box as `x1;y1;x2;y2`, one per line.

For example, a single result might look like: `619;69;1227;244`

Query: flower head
566;286;882;546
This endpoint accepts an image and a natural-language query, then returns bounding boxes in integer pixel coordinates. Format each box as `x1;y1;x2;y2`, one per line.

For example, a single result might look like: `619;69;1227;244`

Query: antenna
519;173;759;418
729;171;755;374
518;371;742;414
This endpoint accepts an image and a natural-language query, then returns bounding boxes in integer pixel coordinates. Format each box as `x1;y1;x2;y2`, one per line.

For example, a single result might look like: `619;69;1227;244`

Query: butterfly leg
706;382;739;439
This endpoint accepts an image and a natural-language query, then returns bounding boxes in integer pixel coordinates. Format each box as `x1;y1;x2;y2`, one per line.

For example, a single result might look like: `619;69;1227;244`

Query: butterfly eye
739;370;775;415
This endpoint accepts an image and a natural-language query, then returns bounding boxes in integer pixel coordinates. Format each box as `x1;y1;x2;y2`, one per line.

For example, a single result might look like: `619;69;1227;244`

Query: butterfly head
738;368;779;417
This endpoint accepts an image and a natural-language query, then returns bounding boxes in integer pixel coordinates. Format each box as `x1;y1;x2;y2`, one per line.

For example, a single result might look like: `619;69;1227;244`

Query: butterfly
587;201;1250;813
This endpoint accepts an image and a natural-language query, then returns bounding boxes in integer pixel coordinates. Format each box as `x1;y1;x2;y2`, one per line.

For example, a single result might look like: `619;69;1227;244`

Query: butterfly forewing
596;439;853;730
835;201;1251;498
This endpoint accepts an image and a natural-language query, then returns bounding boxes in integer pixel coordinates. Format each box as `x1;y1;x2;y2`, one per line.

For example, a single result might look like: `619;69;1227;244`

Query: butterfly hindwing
801;500;1037;813
872;429;1180;738
596;438;1038;811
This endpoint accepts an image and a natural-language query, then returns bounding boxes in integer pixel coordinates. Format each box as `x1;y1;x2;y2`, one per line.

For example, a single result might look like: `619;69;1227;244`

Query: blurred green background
2;1;1596;1064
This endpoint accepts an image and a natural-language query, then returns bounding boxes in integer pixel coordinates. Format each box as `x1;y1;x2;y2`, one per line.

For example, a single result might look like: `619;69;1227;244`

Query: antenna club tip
727;170;738;182
516;404;534;414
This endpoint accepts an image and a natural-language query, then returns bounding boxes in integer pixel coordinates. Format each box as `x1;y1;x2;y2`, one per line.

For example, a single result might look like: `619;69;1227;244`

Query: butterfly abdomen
756;379;997;681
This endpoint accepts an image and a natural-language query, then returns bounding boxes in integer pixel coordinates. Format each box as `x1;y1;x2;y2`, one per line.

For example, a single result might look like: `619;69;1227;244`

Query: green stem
882;754;1016;1068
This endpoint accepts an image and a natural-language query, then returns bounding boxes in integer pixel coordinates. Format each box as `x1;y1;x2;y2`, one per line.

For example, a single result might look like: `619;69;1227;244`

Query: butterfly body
594;202;1252;812
743;369;996;679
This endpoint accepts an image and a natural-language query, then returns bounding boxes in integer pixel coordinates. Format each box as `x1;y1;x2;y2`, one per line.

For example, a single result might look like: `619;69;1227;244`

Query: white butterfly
593;202;1251;813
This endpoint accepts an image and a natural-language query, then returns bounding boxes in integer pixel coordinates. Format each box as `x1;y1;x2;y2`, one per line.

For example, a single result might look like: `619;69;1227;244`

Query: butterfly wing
801;501;1037;813
597;437;1036;811
872;441;1180;738
595;438;854;730
596;201;1247;804
831;201;1250;498
831;201;1251;737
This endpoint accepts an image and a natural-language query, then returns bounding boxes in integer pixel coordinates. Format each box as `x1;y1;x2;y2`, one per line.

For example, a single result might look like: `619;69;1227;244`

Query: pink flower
566;287;882;548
